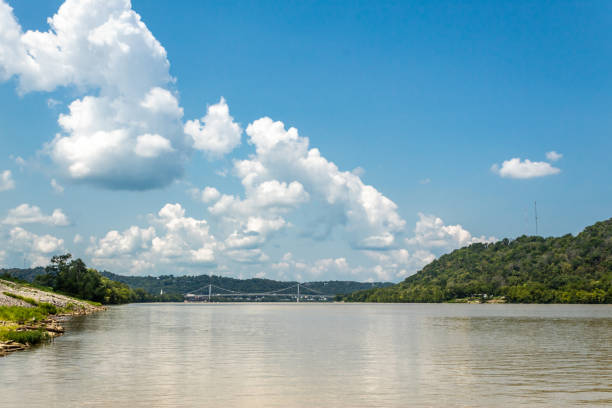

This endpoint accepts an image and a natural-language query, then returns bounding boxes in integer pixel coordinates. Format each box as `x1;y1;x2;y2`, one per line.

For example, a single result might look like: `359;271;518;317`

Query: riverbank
0;278;105;357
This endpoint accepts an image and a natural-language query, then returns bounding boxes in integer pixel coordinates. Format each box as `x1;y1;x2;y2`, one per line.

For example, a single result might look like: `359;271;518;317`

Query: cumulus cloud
3;204;70;226
190;186;221;203
271;253;358;280
214;117;406;250
224;216;286;250
83;198;493;279
491;157;561;179
224;248;269;264
8;227;65;266
546;151;563;162
185;97;242;157
406;213;496;251
88;203;220;274
200;186;221;203
0;170;15;191
91;226;156;258
209;180;309;217
0;0;189;190
364;248;436;280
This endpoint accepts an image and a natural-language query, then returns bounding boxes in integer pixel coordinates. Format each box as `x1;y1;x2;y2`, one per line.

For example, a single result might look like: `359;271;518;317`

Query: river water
1;303;611;407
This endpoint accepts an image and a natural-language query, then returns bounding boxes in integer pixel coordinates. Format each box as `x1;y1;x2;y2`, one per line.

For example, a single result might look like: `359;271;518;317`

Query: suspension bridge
183;283;335;302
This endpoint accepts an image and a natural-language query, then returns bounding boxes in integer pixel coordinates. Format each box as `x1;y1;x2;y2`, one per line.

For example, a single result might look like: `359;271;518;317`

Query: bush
37;302;59;315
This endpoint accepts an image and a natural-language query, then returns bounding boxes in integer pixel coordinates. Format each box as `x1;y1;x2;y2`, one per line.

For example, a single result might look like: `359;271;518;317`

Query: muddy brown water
1;303;611;407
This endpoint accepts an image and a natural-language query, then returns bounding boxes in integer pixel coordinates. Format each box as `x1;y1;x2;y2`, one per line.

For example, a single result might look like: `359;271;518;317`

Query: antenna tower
534;201;539;236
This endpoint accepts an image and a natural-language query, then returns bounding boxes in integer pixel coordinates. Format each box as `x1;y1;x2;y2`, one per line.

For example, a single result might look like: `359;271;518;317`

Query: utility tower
534;201;539;236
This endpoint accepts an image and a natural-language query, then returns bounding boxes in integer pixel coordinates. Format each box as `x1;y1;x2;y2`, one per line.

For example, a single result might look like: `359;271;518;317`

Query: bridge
184;283;335;302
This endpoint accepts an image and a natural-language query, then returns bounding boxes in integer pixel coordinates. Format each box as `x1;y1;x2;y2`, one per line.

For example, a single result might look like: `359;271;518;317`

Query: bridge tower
208;284;212;302
297;283;300;303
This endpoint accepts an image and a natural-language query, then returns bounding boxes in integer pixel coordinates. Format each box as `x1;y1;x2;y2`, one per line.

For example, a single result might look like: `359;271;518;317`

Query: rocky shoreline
0;278;105;357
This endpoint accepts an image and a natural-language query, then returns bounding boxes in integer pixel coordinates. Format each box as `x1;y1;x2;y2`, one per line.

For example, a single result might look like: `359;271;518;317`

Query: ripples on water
1;303;610;407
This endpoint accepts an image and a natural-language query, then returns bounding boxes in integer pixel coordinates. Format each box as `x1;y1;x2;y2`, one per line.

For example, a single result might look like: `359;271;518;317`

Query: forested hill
0;267;46;282
101;271;392;296
341;218;612;303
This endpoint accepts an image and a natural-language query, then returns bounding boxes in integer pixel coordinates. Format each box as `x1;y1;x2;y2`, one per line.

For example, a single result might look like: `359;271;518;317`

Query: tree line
32;254;182;304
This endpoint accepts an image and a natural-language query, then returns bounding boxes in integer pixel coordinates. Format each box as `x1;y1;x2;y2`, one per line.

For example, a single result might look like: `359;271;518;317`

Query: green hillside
341;218;612;303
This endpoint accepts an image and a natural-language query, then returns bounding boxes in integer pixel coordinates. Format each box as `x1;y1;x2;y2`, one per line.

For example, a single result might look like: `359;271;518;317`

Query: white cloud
91;226;156;258
365;248;436;280
201;186;221;203
151;203;218;263
224;248;269;264
51;178;64;193
88;203;220;274
208;180;309;217
406;213;496;251
271;255;358;280
0;0;189;190
224;216;286;249
0;170;15;191
212;117;406;250
185;97;242;157
3;204;70;226
191;186;221;203
491;158;560;179
8;227;65;266
134;133;174;158
73;234;83;244
545;150;563;162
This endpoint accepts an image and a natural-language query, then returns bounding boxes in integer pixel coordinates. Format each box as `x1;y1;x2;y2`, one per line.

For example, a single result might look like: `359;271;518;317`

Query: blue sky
0;0;610;281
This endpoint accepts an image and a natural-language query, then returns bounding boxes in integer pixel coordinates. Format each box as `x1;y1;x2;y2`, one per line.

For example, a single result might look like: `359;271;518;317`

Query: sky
0;0;610;282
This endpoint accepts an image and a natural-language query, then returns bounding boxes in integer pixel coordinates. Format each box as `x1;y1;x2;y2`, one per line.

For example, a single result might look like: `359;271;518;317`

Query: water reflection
1;304;610;407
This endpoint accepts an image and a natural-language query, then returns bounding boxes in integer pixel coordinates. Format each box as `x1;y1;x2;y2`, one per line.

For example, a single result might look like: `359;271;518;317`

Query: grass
2;329;49;345
3;291;39;306
0;305;49;323
2;291;65;314
0;304;57;347
0;324;18;337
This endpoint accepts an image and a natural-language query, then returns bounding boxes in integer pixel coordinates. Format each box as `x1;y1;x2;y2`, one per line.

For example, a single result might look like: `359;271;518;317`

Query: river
1;303;611;407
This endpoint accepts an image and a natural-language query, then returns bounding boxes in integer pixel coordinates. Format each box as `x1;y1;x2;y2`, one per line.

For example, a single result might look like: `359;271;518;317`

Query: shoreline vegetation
0;278;104;357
